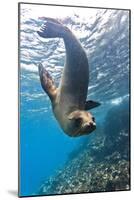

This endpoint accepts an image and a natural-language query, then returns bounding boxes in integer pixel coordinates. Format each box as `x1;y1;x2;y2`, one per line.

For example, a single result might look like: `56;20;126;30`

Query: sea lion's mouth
80;122;96;134
72;123;96;137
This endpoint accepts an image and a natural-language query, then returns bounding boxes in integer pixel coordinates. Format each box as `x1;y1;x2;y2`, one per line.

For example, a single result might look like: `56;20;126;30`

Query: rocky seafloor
38;99;130;195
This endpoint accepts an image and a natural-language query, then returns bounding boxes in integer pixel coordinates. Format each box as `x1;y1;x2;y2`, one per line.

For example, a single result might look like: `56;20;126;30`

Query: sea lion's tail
37;17;68;38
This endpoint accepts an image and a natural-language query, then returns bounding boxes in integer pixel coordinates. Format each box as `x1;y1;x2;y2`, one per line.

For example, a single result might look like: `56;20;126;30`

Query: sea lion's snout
86;121;96;128
84;121;96;132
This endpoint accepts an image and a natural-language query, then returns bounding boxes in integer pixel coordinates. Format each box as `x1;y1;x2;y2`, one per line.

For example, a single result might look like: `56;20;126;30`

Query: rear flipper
37;17;67;38
38;63;57;102
85;100;101;110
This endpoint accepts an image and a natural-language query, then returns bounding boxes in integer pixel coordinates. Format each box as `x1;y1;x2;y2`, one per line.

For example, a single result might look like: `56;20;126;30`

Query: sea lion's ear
85;100;101;110
68;111;81;120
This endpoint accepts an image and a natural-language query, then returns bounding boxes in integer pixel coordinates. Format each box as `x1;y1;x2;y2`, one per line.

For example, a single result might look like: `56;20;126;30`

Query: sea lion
37;17;100;137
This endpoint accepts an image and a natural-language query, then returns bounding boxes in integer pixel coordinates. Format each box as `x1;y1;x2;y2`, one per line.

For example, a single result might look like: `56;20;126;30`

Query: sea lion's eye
75;118;82;126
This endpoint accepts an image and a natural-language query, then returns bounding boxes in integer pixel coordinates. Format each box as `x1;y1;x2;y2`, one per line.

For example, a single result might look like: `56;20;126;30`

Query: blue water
19;4;130;196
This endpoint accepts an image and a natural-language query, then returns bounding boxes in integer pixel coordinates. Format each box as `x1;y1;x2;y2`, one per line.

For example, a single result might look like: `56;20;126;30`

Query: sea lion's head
67;110;96;137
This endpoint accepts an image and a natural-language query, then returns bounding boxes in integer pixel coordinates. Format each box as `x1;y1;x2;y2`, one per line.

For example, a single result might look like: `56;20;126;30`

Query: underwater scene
19;3;130;197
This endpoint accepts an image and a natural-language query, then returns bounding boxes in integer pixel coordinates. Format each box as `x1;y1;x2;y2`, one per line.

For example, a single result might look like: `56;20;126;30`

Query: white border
0;0;133;199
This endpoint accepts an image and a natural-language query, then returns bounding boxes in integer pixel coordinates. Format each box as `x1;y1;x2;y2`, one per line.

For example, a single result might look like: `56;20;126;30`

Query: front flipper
38;63;57;102
85;100;101;110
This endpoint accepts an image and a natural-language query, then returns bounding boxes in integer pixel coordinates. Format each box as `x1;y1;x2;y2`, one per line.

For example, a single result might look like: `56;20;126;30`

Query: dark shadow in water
8;190;18;197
